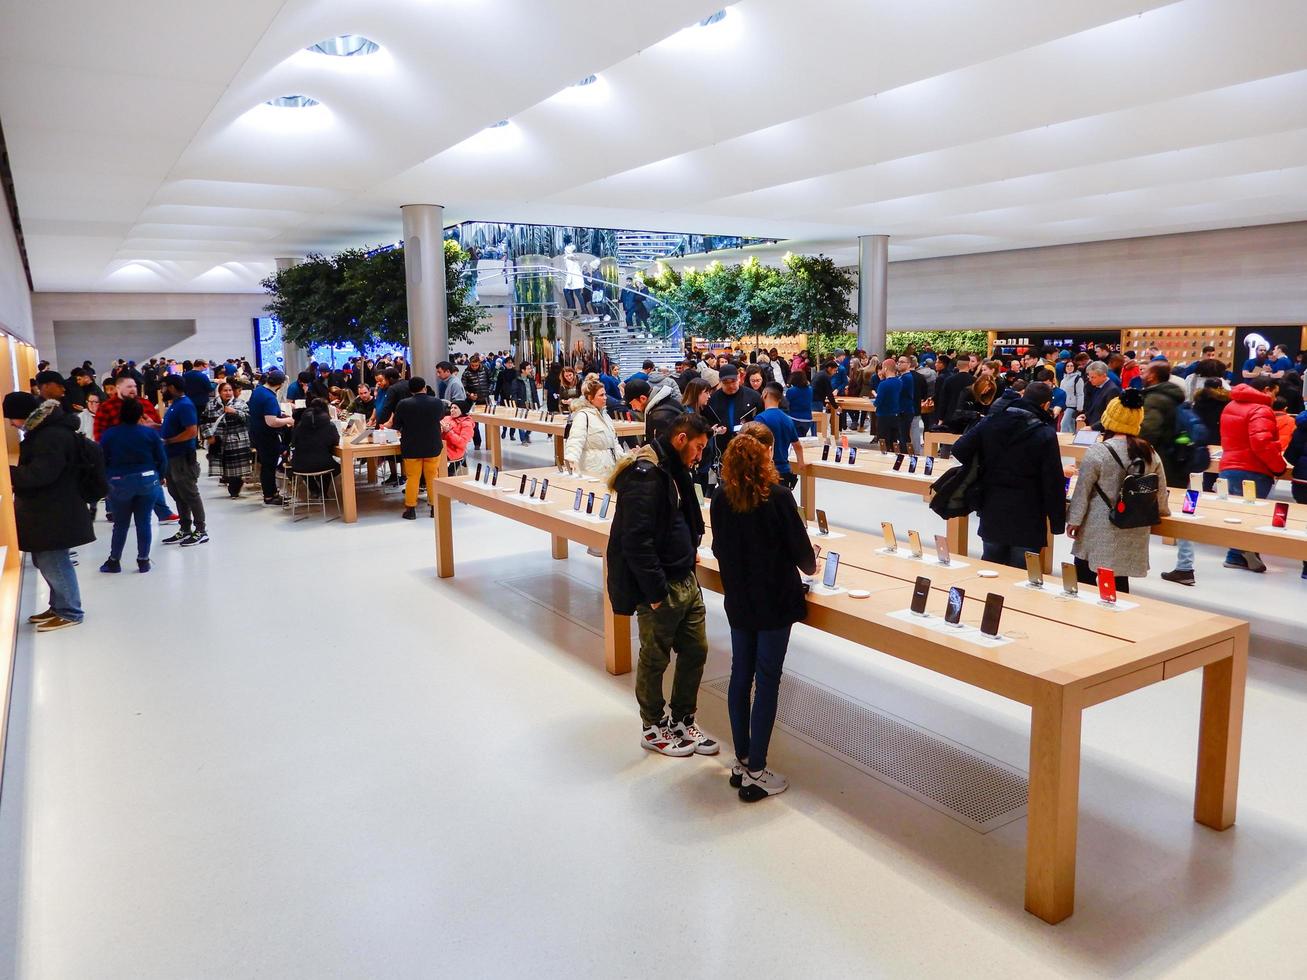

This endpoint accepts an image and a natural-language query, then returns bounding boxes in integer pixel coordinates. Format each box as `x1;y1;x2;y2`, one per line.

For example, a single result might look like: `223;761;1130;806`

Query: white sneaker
729;760;748;788
672;716;720;755
739;768;788;802
641;718;695;757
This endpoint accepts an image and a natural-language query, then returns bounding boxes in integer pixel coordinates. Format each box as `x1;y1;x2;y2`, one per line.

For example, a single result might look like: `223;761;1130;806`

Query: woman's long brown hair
720;434;778;513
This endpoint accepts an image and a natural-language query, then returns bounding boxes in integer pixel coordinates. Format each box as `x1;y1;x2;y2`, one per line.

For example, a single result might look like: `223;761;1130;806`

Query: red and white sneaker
641;718;695;757
672;716;720;755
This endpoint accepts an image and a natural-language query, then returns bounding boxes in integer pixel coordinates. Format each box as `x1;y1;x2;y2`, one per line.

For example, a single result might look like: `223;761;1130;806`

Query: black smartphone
944;587;965;625
599;493;612;519
491;467;500;486
539;478;549;500
822;444;830;461
924;457;935;476
908;456;918;474
816;509;829;535
573;487;583;511
474;463;483;482
529;477;538;497
892;454;905;470
848;447;858;464
980;593;1005;637
910;575;931;615
1025;551;1044;588
586;491;595;514
519;473;528;495
1060;561;1078;595
834;446;843;463
939;443;954;459
822;551;841;590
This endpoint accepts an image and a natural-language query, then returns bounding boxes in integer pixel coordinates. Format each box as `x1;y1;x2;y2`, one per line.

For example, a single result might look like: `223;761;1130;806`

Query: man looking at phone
706;364;762;455
606;414;718;757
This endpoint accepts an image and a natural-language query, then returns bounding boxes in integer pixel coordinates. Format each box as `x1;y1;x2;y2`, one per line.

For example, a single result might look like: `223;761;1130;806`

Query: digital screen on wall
252;318;390;371
1235;326;1301;363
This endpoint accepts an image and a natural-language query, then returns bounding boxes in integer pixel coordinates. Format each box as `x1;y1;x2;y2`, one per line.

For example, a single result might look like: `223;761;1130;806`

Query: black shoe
161;531;187;545
402;507;417;520
99;558;121;574
137;558;152;573
180;531;209;547
1160;569;1195;586
383;476;401;487
263;495;286;506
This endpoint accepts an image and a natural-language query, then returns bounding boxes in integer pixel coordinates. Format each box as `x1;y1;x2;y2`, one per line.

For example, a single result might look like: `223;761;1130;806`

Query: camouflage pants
634;573;708;727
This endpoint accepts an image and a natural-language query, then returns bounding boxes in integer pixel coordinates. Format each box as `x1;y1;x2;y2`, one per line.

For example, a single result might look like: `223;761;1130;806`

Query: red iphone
1097;567;1117;604
1272;502;1289;528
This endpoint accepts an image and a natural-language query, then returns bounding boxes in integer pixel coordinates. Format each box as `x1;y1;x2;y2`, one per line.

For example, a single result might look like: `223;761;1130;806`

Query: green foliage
261;240;488;354
771;254;857;339
886;330;989;356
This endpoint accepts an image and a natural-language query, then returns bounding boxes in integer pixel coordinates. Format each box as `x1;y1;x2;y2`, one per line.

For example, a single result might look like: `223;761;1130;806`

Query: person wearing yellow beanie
1099;394;1143;436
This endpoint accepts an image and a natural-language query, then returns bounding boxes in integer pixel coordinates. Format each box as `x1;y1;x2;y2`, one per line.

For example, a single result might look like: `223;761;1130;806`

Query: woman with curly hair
710;432;817;802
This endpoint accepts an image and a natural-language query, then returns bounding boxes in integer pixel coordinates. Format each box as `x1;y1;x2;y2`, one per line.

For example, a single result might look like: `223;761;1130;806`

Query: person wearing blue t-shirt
784;373;814;436
756;383;805;487
875;363;908;452
160;375;207;545
624;359;654;387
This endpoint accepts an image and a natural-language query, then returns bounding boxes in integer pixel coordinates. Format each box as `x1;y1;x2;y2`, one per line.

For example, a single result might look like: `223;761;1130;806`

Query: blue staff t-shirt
161;395;198;458
757;406;799;475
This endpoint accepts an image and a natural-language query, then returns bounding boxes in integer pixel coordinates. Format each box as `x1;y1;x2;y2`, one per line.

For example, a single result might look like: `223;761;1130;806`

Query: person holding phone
711;431;817;802
1066;392;1170;593
705;365;763;457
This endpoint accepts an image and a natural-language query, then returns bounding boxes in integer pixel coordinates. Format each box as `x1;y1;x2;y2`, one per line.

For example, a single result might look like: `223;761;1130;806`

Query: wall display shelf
1121;326;1235;366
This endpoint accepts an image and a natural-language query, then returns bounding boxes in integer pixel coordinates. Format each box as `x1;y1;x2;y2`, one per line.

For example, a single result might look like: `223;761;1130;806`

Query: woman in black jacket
290;399;340;475
710;432;817;802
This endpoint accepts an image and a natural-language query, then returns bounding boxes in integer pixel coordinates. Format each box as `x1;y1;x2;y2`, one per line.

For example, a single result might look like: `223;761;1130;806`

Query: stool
288;469;341;522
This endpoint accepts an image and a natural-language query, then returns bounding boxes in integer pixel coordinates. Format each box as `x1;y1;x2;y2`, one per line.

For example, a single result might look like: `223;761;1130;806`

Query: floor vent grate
702;672;1027;833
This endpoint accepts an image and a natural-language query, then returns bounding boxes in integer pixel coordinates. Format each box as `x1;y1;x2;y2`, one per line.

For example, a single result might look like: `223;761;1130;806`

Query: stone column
401;204;448;376
275;256;309;377
857;234;889;354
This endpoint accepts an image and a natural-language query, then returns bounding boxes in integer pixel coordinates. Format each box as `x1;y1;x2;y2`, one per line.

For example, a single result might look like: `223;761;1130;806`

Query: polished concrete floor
1;433;1306;978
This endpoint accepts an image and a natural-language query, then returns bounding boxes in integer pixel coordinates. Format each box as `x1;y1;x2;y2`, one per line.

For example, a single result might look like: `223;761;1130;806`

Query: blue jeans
728;625;792;771
108;471;159;560
1222;470;1274;564
30;549;83;622
981;540;1035;569
1059;410;1078;433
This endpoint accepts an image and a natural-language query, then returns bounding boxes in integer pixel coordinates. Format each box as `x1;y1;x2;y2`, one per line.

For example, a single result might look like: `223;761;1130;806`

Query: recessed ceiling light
309;35;380;57
265;95;321;108
488;119;510;128
699;10;727;26
573;75;598;87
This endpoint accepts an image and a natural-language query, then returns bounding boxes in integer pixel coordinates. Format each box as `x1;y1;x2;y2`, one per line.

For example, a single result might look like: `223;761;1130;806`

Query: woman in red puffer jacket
1218;378;1288;572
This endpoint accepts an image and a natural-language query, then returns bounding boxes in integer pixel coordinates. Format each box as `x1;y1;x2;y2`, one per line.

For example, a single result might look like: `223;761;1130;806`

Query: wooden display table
332;439;403;523
828;395;876;442
430;463;1248;925
1157;488;1307;561
471;409;645;469
925;428;1230;475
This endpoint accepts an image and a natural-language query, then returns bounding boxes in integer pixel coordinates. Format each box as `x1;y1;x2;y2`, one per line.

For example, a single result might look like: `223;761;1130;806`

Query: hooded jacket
1286;410;1307;483
643;384;686;442
1139;380;1187;488
1191;384;1230;445
1219;384;1286;477
605;438;704;615
11;401;96;553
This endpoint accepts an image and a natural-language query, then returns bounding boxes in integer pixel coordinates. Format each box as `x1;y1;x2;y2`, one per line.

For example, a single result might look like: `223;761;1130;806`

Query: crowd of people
5;336;1305;802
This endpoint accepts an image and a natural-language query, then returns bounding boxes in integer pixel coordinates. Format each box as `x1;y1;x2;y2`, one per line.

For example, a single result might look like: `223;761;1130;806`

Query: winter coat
441;414;475;463
461;363;492;403
605;439;704;615
393;393;447;459
10;402;96;553
644;385;686;442
948;384;995;433
564;403;620;478
710;483;817;631
1067;436;1170;578
1191;385;1230;445
950;400;1066;550
1219;384;1287;477
1285;410;1307;483
1139;380;1187;488
1083;378;1122;428
289;414;340;473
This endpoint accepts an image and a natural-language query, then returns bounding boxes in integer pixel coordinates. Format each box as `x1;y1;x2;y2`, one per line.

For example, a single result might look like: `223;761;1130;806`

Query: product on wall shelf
1121;326;1235;367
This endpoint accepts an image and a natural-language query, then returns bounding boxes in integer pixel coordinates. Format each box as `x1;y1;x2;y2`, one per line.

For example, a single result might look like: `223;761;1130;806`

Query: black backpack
73;433;109;503
1093;444;1160;529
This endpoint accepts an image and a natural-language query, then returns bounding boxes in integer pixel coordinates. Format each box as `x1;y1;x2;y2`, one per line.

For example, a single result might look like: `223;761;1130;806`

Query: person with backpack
1139;362;1201;586
4;392;97;631
1066;391;1170;592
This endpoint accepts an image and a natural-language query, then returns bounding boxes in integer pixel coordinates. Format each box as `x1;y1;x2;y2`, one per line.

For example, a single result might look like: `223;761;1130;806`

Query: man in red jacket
1219;377;1287;571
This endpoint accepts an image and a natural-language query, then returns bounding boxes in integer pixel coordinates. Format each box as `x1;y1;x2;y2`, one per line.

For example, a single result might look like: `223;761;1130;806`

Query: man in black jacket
461;354;492;449
935;353;975;429
1080;361;1121;429
950;382;1066;568
705;365;763;456
607;413;718;757
4;392;96;631
393;376;447;520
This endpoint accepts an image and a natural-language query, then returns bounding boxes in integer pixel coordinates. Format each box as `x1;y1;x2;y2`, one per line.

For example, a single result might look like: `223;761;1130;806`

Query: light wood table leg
1040;523;1055;575
946;514;969;558
551;534;568;560
602;558;632;675
1194;631;1248;830
341;463;359;524
801;470;816;522
1025;683;1083;924
553;435;565;469
488;423;503;470
365;458;377;483
435;494;454;577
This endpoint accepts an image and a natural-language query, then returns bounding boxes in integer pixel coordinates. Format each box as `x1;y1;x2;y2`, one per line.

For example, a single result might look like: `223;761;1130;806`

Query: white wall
0;179;33;345
887;221;1307;330
32;292;264;372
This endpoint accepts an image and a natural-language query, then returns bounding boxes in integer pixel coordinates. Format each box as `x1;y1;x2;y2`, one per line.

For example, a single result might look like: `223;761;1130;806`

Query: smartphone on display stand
834;447;843;463
529;477;538;497
840;434;849;451
934;534;951;566
519;474;528;495
539;478;549;500
491;468;500;486
599;494;612;519
816;509;829;535
1025;551;1044;588
1242;480;1258;504
474;463;483;482
1064;477;1072;498
1273;501;1289;528
1097;567;1117;605
821;444;830;461
1217;480;1229;500
944;587;965;625
980;593;1005;637
892;454;905;471
1061;562;1079;596
881;522;897;552
849;447;858;465
939;443;954;459
924;457;935;476
910;576;931;615
573;488;583;511
586;492;595;514
1182;490;1199;515
694;484;706;507
908;456;918;474
907;530;923;558
822;552;841;590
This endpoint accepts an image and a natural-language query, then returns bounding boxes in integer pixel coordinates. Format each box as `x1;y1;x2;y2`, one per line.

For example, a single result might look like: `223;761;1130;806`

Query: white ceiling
4;0;1307;292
